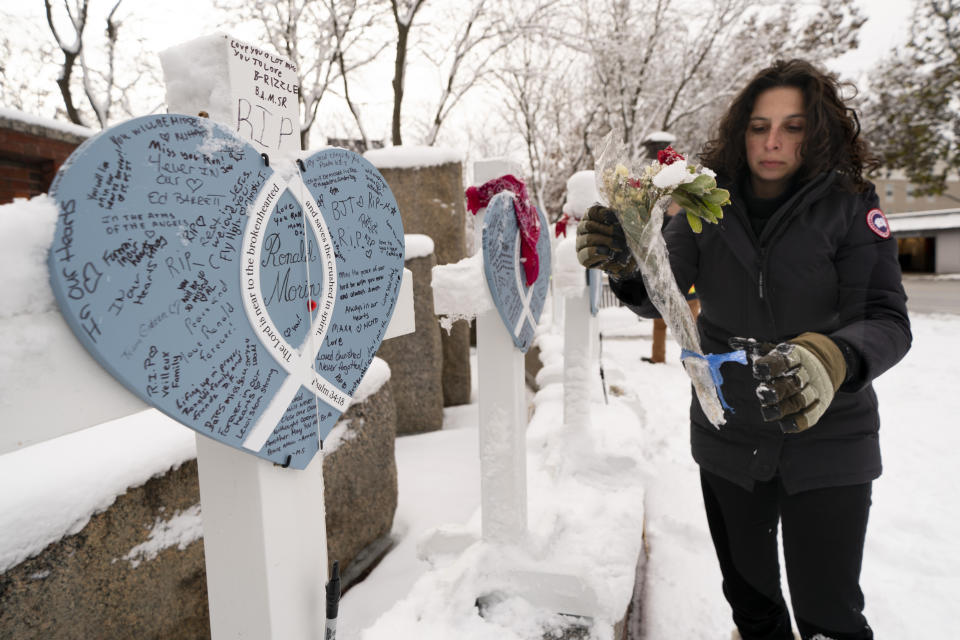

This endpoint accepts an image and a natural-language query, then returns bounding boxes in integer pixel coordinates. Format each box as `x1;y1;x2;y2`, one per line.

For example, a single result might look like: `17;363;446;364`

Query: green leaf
686;211;703;233
692;173;717;192
677;181;701;197
704;188;731;205
704;200;723;219
671;190;699;211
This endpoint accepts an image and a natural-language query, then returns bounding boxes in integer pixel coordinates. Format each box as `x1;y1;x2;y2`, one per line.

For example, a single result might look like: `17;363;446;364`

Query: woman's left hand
732;333;847;432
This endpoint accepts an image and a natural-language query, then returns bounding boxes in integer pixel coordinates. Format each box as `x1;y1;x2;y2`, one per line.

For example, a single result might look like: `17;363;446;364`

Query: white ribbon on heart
511;229;538;339
238;169;349;453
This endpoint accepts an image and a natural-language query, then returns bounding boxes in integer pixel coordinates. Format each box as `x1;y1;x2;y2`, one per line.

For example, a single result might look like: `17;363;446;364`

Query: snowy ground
337;307;960;639
2;306;956;639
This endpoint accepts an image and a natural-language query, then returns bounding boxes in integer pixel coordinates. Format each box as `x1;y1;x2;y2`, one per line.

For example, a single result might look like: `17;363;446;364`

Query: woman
577;59;911;639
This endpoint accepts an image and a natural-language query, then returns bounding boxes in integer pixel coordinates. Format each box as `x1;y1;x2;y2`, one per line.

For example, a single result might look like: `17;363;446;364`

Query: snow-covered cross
427;159;600;621
157;33;415;640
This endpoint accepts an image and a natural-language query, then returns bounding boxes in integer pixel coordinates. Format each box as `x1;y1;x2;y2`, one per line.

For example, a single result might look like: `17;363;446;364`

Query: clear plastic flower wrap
594;131;740;427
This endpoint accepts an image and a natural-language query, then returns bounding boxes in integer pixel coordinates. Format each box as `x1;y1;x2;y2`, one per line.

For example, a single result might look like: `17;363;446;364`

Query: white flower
652;161;696;189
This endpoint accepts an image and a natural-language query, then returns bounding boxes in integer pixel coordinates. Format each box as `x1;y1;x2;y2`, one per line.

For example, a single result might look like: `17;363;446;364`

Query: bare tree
492;9;594;214
44;0;91;125
495;41;551;209
580;0;671;155
490;0;866;217
41;0;150;128
388;0;428;145
0;20;58;114
82;0;124;126
656;0;750;134
326;0;378;149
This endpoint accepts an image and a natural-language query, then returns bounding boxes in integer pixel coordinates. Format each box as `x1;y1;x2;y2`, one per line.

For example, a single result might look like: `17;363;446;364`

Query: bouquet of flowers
595;131;741;427
600;145;730;233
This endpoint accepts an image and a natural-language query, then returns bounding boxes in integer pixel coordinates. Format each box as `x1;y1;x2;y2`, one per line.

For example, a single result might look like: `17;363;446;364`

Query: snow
430;253;493;330
0;107;96;139
404;234;435;260
0;411;196;573
0;195;58;318
349;314;646;639
158;33;242;126
320;308;960;640
563;170;600;217
552;236;587;298
5;300;954;637
652;160;696;189
364;146;464;169
120;504;203;569
350;357;391;406
0;354;391;574
642;131;676;143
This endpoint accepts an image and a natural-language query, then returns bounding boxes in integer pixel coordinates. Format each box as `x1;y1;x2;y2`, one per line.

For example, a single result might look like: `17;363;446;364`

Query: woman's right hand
575;204;638;277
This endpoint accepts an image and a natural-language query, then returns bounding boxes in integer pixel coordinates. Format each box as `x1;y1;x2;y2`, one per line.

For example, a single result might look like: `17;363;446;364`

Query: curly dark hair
699;59;879;192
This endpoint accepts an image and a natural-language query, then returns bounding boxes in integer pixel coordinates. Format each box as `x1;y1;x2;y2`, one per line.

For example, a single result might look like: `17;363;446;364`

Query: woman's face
744;86;806;198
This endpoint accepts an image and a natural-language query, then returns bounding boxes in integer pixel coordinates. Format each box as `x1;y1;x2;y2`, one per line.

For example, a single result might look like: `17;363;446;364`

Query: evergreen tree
866;0;959;195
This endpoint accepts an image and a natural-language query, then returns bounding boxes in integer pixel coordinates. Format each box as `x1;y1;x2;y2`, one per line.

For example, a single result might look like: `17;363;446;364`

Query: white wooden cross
425;159;600;620
472;158;529;544
158;33;417;639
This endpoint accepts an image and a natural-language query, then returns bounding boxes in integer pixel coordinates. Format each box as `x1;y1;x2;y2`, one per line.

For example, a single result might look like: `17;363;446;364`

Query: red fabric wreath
656;146;685;166
465;174;541;286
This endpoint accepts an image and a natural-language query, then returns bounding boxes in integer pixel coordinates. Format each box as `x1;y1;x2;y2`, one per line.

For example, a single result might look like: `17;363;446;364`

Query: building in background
0;109;92;204
877;170;960;274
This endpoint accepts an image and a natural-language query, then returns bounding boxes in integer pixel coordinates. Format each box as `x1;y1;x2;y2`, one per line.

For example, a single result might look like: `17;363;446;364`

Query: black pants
700;469;873;640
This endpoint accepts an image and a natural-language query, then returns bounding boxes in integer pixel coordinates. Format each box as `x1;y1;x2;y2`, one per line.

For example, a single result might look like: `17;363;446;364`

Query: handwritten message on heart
48;114;404;469
481;192;551;353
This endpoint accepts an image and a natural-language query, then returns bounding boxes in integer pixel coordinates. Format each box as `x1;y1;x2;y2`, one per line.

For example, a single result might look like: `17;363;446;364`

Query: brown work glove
731;332;846;433
575;204;638;278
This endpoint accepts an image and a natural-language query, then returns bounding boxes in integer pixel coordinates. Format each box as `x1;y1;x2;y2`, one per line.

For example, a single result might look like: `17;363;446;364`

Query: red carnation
656;146;684;166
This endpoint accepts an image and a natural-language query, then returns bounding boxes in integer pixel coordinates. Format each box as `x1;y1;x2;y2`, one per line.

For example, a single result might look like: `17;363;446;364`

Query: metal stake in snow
160;34;415;640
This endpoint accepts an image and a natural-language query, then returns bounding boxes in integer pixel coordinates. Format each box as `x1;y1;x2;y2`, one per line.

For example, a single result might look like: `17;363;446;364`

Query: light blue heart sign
48;114;404;469
481;192;551;352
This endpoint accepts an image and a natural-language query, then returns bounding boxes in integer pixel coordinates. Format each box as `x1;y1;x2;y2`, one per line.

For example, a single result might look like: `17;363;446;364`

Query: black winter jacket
610;172;912;493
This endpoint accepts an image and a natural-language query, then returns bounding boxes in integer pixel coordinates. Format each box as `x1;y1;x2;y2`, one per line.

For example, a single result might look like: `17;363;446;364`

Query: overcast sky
830;0;915;80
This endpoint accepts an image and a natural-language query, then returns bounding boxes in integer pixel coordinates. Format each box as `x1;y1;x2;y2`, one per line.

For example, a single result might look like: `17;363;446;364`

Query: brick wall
0;113;90;204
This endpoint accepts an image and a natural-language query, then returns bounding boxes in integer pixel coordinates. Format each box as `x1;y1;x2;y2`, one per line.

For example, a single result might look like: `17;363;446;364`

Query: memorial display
47;114;405;469
480;191;551;353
